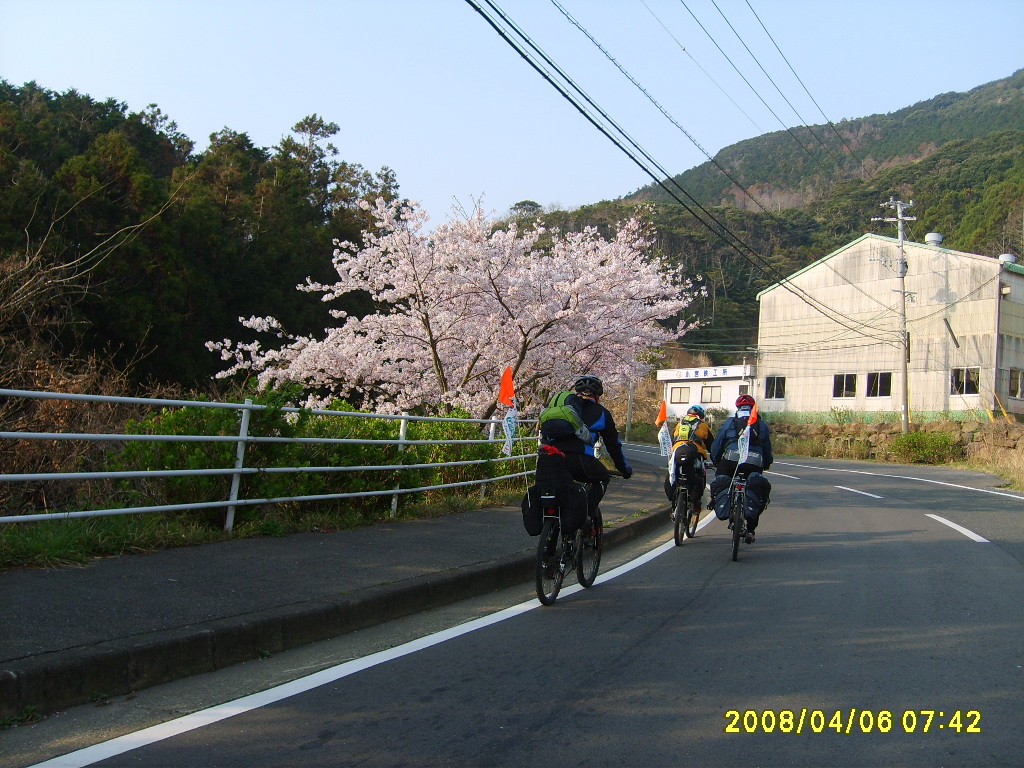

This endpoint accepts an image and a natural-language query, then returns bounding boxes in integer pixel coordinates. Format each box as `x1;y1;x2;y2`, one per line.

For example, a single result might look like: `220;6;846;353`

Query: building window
765;376;786;399
866;372;892;398
1010;369;1024;399
701;386;721;404
951;367;981;396
668;386;690;404
832;373;857;398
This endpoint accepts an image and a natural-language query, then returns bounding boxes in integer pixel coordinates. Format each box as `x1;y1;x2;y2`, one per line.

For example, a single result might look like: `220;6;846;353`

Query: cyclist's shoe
727;521;734;530
691;501;702;516
745;531;756;544
670;510;676;521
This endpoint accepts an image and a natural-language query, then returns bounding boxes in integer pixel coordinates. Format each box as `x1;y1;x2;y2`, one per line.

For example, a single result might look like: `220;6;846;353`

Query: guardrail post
481;420;498;499
390;413;409;518
224;398;253;532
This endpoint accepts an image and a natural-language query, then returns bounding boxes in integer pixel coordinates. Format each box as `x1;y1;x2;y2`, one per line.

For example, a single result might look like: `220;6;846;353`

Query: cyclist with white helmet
708;394;773;541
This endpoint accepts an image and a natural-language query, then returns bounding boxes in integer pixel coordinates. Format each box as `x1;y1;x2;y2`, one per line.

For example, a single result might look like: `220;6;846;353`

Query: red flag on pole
654;400;667;426
498;366;516;407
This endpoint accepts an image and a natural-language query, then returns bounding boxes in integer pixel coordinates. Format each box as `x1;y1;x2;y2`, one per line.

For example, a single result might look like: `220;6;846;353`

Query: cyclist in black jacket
539;375;633;523
708;394;773;540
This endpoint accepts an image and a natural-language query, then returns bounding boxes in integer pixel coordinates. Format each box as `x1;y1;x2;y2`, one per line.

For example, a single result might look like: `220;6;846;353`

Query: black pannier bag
744;473;772;527
664;442;700;501
710;474;731;520
521;485;543;536
709;473;771;523
520;482;588;536
522;451;589;536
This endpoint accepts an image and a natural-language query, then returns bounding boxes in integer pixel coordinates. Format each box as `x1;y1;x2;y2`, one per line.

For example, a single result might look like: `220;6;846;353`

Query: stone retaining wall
770;420;1024;461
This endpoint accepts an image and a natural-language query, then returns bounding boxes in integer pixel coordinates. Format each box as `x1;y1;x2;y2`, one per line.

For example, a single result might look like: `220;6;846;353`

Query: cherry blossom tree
207;198;695;417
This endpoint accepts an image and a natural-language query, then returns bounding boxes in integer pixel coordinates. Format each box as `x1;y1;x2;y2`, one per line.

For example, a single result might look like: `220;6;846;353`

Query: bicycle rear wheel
673;485;687;546
730;492;743;561
577;510;603;587
536;518;565;605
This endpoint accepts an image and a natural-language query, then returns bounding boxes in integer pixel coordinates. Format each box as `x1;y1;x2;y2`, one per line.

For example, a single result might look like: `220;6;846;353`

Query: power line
548;1;899;323
742;0;869;175
550;0;778;218
465;0;895;343
638;0;763;133
676;0;835;179
708;0;847;172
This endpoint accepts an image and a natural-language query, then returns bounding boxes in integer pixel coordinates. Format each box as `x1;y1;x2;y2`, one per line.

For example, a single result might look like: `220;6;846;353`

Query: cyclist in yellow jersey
664;405;715;520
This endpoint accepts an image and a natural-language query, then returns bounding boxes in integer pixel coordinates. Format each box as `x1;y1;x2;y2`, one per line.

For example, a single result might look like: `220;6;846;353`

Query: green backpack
539;391;592;444
675;418;695;442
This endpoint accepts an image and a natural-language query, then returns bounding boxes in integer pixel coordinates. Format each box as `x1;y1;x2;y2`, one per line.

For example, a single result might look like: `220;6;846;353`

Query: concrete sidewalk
0;468;671;719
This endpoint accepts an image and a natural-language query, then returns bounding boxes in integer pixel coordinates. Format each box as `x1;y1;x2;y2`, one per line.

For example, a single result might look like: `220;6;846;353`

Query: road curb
0;506;669;720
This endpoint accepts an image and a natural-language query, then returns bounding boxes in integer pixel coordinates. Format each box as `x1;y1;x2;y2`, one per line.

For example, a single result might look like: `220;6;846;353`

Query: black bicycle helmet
573;375;604;397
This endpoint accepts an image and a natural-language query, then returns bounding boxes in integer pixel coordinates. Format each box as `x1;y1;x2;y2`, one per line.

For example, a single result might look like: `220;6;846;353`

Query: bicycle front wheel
577;510;603;587
673;486;687;546
686;499;700;538
536;518;565;605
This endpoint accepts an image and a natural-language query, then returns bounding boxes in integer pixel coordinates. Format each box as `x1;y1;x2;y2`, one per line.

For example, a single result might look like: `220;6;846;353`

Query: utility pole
624;380;635;442
872;197;916;433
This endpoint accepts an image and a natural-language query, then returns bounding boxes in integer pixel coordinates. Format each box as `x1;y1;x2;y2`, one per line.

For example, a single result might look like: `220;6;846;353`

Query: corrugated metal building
754;233;1024;418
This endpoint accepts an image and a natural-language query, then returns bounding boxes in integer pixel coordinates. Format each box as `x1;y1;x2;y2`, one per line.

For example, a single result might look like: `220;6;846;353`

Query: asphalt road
9;457;1024;768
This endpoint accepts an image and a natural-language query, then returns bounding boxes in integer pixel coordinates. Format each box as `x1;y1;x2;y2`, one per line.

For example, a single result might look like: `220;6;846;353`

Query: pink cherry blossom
207;199;695;417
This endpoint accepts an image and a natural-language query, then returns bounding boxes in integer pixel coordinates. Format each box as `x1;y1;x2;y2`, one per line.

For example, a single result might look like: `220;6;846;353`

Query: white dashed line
834;485;884;499
926;514;990;542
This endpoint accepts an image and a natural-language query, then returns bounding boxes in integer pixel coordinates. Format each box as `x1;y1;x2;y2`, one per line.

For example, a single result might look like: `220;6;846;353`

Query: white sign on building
656;365;755;421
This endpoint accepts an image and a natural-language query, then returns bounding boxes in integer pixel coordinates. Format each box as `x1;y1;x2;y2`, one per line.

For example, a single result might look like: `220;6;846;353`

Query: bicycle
728;473;751;561
671;475;699;545
535;481;605;606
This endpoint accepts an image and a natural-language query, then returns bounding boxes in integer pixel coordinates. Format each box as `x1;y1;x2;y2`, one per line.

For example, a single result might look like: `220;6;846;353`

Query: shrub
626;422;660;444
889;432;964;464
105;386;524;527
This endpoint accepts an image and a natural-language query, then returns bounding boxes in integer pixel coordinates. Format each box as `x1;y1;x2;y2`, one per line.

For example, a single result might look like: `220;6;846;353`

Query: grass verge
0;481;528;571
773;435;1023;490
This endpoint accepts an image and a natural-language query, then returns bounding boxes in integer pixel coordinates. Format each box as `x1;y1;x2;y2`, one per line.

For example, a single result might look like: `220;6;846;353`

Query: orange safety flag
748;402;759;425
497;366;516;407
654;400;667;426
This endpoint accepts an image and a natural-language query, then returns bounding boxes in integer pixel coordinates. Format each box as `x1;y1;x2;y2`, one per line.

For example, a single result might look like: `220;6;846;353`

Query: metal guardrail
0;389;538;530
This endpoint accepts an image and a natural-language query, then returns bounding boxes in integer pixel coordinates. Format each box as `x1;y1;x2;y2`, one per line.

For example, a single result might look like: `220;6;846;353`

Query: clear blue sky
2;1;1022;225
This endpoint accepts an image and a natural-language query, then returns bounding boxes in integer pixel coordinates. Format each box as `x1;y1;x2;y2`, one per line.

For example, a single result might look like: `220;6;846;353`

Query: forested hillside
551;70;1024;362
4;68;1023;394
629;69;1024;211
0;81;397;390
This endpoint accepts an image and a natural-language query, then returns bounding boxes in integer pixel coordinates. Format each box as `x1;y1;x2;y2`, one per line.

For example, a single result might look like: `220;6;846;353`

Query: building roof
755;233;1009;300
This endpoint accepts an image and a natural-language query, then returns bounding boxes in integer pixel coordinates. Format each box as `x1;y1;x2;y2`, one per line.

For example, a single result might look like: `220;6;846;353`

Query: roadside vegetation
0;382;532;570
0;483;526;571
771;425;1023;491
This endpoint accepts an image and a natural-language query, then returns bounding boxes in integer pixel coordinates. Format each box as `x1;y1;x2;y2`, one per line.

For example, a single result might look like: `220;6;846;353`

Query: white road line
926;514;990;542
779;461;1024;501
767;471;801;480
834;485;884;499
29;516;708;768
623;445;663;457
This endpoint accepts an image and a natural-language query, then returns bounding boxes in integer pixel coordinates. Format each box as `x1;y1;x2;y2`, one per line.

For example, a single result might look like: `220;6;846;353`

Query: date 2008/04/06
724;709;982;734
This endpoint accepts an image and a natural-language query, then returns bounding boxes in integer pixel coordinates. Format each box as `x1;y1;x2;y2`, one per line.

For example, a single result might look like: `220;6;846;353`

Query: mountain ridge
625;68;1024;212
